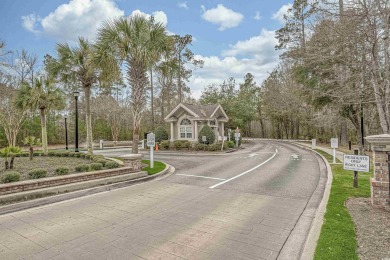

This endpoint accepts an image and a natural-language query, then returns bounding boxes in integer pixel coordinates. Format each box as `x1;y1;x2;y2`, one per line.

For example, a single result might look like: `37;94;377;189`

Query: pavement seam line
209;148;278;189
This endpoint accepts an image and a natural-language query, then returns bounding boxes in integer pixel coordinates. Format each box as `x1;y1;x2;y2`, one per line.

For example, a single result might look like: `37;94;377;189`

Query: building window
179;119;192;139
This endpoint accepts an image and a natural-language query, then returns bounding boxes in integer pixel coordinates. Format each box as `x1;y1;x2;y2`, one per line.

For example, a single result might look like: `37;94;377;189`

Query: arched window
179;119;192;138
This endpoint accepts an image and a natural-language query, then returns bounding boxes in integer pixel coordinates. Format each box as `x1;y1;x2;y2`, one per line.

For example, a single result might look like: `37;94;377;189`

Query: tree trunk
40;108;48;154
10;156;14;169
85;86;94;154
29;146;33;160
5;160;9;170
340;119;348;146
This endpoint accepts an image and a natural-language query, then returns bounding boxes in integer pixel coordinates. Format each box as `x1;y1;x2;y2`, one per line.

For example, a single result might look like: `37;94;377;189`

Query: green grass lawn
142;160;166;175
314;149;372;260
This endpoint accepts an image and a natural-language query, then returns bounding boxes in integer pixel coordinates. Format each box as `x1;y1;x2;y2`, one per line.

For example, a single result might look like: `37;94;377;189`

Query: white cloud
201;4;244;31
21;14;41;34
177;1;188;10
272;3;292;23
130;10;168;27
188;30;281;99
253;11;262;20
21;0;124;42
222;29;278;61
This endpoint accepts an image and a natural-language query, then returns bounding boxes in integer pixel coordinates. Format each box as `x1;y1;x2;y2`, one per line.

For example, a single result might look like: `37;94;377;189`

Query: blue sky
0;0;292;98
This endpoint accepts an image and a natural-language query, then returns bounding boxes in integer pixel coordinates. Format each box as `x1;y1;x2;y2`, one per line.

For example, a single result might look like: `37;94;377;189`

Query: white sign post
343;149;369;188
147;133;155;168
234;132;240;147
312;139;316;149
330;138;338;164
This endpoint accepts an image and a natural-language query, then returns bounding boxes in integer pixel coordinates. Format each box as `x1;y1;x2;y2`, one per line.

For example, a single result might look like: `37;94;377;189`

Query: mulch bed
0;156;94;181
346;198;390;260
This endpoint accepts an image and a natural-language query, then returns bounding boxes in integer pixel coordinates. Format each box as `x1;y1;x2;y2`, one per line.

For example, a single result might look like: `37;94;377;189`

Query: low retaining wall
0;167;139;196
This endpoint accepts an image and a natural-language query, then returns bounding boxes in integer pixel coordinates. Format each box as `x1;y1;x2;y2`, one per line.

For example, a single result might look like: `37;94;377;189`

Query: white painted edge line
176;174;226;181
209;148;278;189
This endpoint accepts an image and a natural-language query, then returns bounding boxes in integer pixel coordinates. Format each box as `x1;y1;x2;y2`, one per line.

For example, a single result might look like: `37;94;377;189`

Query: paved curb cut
0;163;174;215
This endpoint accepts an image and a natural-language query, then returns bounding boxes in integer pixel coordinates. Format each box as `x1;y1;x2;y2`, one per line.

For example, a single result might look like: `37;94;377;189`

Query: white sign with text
331;138;338;149
343;155;370;172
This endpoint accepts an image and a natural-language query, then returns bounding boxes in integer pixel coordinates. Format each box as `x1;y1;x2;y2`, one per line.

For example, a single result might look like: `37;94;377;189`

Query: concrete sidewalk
295;142;345;163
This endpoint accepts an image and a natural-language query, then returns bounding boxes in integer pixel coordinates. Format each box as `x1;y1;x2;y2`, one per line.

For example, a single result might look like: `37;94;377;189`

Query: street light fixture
64;115;68;150
74;91;80;152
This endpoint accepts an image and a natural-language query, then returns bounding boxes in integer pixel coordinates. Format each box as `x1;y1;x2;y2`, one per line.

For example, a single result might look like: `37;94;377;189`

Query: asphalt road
0;140;327;260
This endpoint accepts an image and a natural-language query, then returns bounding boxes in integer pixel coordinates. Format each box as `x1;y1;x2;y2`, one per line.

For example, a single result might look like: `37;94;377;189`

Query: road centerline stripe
176;174;226;181
209;148;278;189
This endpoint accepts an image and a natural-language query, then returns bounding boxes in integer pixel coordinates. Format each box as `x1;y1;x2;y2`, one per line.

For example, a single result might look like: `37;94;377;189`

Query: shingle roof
182;103;219;118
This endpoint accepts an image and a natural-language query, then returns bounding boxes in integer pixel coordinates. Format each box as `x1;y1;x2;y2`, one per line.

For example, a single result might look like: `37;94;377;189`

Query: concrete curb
0;163;174;215
300;150;333;259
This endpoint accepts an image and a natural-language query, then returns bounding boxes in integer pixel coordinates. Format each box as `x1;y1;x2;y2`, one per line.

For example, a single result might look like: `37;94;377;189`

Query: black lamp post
64;116;68;150
74;91;80;152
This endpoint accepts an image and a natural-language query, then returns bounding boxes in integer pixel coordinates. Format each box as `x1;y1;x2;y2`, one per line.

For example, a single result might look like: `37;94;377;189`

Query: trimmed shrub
173;140;184;150
28;168;47;179
85;154;92;160
55;167;70;175
92;155;104;162
96;159;108;166
16;153;29;157
90;163;103;171
207;143;219;151
198;125;215;144
48;151;56;156
227;140;235;148
33;152;43;157
61;152;70;157
74;153;81;158
160;140;170;150
215;141;228;150
194;143;207;151
75;164;90;172
79;153;86;159
155;126;169;142
1;171;21;183
181;141;191;149
105;161;119;169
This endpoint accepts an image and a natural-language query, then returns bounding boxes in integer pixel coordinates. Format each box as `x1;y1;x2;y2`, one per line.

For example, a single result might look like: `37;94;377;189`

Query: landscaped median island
314;149;371;260
0;151;119;183
142;160;166;175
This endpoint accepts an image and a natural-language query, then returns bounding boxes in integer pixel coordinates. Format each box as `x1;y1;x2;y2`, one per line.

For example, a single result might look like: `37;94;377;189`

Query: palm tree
0;146;22;169
48;38;118;155
15;78;64;154
95;15;169;154
23;136;41;160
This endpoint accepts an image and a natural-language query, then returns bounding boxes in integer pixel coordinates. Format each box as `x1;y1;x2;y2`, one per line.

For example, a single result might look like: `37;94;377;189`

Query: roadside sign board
343;155;370;172
312;139;316;149
234;132;240;138
147;133;155;147
202;136;207;142
331;138;338;149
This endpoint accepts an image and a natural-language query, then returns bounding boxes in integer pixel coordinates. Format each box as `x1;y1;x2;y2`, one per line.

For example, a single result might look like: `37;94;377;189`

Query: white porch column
221;122;224;137
170;122;174;142
194;121;198;141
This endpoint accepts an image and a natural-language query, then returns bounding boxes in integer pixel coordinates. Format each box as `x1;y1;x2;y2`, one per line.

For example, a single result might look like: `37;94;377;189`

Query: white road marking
209;149;278;189
176;174;226;181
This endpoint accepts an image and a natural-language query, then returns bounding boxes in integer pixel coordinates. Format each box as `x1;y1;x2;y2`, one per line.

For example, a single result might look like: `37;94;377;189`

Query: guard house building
164;103;229;142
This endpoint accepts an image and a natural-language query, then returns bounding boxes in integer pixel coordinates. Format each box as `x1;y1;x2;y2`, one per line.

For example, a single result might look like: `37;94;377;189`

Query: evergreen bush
1;171;21;183
160;140;170;150
155;126;169;142
28;168;47;179
90;163;103;171
55;167;70;175
105;161;119;169
198;125;215;144
75;164;90;172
